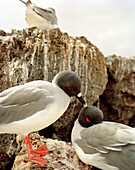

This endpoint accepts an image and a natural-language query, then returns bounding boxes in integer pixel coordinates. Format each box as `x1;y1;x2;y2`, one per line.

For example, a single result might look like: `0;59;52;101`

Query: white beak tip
77;93;82;97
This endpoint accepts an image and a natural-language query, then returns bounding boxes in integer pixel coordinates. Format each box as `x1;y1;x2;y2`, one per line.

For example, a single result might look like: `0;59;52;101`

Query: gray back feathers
33;6;58;25
76;121;135;170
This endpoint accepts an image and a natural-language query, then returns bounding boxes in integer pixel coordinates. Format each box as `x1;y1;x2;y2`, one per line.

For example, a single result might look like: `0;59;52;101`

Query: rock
12;133;91;170
0;28;107;142
0;30;6;36
100;55;135;125
1;28;134;170
0;152;13;170
0;134;22;170
0;28;107;100
0;28;107;169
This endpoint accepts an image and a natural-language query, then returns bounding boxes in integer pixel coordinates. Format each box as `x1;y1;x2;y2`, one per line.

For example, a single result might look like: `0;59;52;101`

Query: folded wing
0;81;54;124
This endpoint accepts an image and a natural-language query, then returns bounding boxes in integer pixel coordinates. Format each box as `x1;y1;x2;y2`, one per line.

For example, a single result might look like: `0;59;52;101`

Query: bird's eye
68;87;74;91
86;116;91;123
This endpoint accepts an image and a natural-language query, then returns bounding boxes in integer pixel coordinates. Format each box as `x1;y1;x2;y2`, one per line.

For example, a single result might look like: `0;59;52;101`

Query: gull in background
19;0;58;30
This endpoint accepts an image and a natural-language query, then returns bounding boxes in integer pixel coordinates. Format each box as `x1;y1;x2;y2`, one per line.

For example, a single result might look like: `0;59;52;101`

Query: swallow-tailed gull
0;70;85;165
19;0;58;30
72;106;135;170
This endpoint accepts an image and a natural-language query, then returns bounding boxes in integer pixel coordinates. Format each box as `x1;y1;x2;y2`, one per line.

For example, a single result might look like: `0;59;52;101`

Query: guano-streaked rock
0;28;107;169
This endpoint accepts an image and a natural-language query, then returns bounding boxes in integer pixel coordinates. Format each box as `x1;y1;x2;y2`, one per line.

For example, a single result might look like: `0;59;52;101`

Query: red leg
24;134;32;160
24;134;48;165
24;134;48;155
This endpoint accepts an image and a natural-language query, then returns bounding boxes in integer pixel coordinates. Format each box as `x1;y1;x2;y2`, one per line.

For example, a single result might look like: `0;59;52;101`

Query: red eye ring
86;116;91;123
68;87;74;91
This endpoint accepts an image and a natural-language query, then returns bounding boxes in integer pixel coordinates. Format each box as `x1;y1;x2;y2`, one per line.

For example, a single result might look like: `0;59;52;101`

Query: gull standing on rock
0;70;85;165
19;0;58;30
72;106;135;170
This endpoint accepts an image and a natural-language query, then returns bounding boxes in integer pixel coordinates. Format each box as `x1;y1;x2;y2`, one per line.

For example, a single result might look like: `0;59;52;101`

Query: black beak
76;93;86;105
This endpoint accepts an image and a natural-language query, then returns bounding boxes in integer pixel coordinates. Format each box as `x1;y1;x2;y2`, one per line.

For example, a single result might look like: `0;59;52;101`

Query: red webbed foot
24;134;49;165
30;156;48;165
31;144;49;156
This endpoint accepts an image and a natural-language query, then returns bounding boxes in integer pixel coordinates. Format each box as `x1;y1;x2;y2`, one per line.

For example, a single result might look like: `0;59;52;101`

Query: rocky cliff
100;55;135;125
0;28;134;169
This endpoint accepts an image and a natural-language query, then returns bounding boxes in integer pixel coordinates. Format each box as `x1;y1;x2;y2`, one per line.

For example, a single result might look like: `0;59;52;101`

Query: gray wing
76;122;135;169
33;6;58;25
77;122;135;154
0;86;48;106
0;83;54;124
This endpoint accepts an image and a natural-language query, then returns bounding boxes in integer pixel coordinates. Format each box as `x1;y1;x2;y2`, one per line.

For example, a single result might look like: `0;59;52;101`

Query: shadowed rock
100;55;135;125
